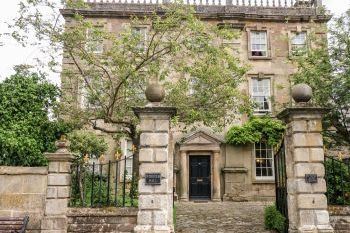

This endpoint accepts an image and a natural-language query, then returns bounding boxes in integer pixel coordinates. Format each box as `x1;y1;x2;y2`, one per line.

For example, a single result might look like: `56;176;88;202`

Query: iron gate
274;140;289;233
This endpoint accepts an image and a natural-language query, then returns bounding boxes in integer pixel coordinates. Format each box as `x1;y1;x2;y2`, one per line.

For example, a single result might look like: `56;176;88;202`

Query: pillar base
212;198;221;202
134;225;174;233
179;196;189;202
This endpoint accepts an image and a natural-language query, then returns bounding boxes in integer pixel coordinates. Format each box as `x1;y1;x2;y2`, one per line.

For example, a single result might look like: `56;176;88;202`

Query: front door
189;156;211;200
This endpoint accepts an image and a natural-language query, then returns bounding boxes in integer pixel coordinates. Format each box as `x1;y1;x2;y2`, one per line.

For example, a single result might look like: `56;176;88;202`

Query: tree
9;1;250;170
0;66;71;166
292;10;350;147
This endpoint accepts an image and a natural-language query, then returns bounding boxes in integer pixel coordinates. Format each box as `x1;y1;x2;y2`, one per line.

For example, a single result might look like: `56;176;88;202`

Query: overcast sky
0;0;349;85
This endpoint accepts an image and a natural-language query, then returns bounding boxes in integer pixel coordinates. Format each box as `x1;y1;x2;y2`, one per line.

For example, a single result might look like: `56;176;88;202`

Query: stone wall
329;206;350;233
67;208;137;233
0;166;48;233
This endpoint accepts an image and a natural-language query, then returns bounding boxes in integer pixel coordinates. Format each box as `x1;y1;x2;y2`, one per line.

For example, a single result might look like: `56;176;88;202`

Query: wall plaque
145;173;161;185
305;174;318;183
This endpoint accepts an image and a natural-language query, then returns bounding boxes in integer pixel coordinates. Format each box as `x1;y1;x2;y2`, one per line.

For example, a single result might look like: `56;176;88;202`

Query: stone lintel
60;4;331;23
179;145;220;152
277;107;329;123
133;106;177;119
45;153;75;163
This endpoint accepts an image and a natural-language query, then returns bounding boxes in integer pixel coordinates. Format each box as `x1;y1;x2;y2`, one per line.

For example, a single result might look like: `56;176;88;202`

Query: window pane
255;142;274;178
251;78;271;112
251;31;267;56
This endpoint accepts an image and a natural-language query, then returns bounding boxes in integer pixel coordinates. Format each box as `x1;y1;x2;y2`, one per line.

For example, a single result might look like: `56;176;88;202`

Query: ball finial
145;83;165;103
291;83;313;103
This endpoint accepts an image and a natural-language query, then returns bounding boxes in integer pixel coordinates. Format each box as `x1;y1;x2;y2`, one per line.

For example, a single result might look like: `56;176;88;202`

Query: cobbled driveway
175;201;275;233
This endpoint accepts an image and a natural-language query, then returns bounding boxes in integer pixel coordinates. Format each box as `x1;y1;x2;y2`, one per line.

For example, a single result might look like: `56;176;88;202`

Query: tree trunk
130;125;140;178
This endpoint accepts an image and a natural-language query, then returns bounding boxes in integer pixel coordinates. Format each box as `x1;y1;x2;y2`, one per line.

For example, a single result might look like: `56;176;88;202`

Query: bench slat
0;217;23;221
0;225;22;230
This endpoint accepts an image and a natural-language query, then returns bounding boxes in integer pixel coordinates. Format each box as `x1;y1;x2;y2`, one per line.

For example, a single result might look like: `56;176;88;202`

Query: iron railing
325;156;350;205
83;0;319;8
274;140;288;233
69;155;138;208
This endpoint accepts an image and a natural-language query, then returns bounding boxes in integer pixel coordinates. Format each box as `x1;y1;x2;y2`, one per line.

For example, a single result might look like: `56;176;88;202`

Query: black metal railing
274;140;288;233
325;156;350;205
69;155;138;208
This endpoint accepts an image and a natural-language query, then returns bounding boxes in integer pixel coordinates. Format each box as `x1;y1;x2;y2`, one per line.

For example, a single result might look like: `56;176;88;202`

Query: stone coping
328;205;350;216
67;207;138;217
222;167;248;173
60;4;331;22
0;166;48;175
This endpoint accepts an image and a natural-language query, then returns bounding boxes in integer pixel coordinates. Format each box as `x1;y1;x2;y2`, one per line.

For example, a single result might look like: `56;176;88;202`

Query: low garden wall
329;205;350;233
0;166;48;233
67;207;137;232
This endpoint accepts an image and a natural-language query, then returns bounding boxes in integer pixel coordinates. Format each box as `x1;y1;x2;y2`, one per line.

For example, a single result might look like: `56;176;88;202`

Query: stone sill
222;167;248;173
248;56;272;60
252;179;275;184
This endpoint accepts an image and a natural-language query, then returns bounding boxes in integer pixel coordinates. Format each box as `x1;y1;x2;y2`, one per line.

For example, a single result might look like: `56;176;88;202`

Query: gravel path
175;201;275;233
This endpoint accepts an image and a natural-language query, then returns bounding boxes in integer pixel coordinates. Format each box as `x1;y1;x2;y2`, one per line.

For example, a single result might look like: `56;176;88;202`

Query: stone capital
133;106;177;119
45;153;74;163
276;107;329;124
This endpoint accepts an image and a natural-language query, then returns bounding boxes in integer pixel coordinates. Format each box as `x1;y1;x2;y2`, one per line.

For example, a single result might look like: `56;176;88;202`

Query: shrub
225;117;285;147
264;205;286;233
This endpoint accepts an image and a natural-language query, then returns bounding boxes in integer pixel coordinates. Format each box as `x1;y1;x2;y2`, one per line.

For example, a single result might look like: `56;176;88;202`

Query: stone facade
60;1;331;202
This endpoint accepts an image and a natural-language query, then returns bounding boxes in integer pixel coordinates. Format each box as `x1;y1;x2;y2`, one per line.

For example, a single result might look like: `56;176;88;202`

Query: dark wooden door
189;156;211;199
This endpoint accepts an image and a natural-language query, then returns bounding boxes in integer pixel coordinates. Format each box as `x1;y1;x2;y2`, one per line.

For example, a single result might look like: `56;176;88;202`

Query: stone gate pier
277;84;334;233
133;83;176;233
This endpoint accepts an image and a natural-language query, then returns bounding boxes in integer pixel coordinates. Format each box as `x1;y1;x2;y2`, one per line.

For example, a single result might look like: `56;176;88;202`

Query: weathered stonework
67;207;138;233
133;105;176;233
277;107;334;233
0;166;48;233
329;206;350;233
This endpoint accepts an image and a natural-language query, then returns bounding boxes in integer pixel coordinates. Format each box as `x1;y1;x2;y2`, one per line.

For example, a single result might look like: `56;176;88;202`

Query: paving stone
175;202;274;233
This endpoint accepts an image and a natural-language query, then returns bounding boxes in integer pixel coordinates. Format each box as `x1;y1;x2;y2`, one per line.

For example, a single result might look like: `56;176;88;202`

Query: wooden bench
0;216;29;233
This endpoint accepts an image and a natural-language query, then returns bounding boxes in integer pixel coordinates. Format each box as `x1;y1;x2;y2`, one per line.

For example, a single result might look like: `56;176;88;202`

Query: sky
0;0;349;85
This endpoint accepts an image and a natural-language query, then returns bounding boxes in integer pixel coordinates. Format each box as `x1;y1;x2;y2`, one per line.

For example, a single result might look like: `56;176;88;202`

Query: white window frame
250;78;272;113
120;138;133;181
290;31;307;56
131;26;147;50
250;31;268;57
254;141;274;181
79;77;102;110
85;27;104;54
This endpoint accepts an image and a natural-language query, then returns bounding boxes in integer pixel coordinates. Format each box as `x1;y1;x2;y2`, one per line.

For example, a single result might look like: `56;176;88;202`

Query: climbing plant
225;117;286;146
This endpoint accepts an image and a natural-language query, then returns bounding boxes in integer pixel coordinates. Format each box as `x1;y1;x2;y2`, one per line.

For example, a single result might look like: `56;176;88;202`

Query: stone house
60;0;330;202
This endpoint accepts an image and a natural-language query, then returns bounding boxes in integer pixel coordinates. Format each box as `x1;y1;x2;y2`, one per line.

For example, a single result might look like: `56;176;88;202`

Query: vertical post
212;151;221;202
179;150;189;201
277;84;334;233
133;101;176;232
40;138;74;233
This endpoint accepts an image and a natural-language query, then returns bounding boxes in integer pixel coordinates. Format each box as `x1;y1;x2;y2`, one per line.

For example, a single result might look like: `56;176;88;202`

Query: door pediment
178;129;224;151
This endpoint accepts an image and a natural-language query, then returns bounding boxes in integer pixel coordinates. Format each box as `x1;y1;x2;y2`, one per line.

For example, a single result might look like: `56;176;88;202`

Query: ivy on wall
225;117;286;146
